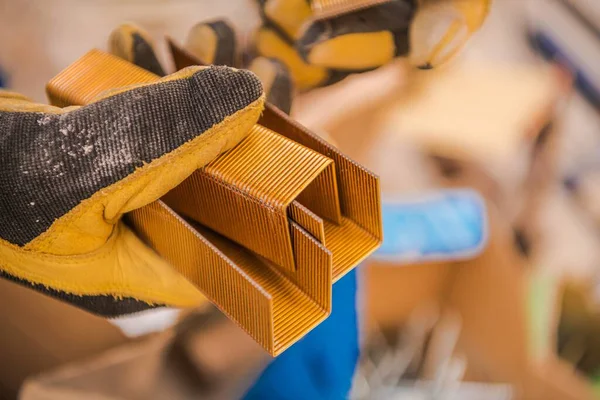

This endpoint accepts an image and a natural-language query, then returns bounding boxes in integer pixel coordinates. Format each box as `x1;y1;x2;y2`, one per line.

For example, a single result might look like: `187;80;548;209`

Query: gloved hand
109;0;490;114
109;20;296;113
255;0;490;91
255;0;420;92
0;68;264;316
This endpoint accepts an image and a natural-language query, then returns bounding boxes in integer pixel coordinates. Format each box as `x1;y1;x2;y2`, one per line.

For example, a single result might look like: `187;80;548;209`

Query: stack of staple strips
46;49;382;356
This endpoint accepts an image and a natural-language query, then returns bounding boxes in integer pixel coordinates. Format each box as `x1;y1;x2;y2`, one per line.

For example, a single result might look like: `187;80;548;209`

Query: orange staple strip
288;201;326;245
127;202;330;355
45;49;157;107
169;42;384;279
164;124;338;273
46;49;382;354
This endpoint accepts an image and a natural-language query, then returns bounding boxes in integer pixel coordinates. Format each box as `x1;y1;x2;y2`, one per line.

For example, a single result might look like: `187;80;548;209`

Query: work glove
0;67;265;317
109;0;490;114
258;0;490;96
109;20;296;113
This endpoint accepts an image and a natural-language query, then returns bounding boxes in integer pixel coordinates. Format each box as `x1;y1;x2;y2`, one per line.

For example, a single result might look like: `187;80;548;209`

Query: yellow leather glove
255;0;491;85
110;21;294;114
0;67;264;316
109;0;489;114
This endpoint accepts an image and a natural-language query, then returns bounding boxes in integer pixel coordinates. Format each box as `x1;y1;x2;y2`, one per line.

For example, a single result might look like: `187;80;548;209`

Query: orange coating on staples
46;49;382;356
169;40;383;239
289;202;326;245
164;124;339;273
45;49;158;107
127;202;331;355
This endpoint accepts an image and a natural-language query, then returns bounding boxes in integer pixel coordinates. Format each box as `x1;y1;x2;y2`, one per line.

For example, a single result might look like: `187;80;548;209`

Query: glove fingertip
249;57;293;114
296;20;326;63
185;19;238;67
109;23;166;76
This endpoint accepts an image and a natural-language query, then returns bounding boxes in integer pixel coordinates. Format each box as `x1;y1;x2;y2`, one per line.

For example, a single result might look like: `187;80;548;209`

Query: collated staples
46;49;382;355
169;41;383;279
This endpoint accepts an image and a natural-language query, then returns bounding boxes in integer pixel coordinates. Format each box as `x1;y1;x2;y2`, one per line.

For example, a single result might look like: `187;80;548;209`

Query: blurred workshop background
3;0;600;399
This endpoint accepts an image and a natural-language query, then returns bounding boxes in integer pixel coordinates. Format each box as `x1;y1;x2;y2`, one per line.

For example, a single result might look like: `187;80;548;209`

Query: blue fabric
244;269;359;400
